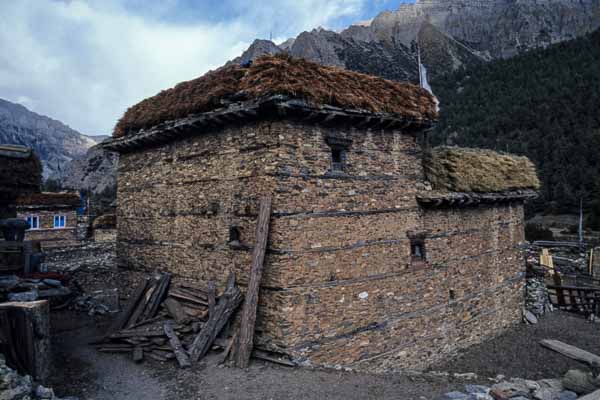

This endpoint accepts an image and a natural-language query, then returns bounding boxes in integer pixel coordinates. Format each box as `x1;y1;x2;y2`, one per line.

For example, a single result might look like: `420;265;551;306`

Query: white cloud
0;0;368;134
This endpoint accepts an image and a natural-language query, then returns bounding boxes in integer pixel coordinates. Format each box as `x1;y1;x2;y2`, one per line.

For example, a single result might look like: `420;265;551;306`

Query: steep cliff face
0;98;98;178
53;143;117;196
234;0;600;81
235;39;283;65
383;0;600;59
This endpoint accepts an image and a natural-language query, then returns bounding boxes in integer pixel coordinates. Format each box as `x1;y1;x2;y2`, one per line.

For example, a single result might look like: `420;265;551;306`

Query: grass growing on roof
114;54;438;137
424;146;541;193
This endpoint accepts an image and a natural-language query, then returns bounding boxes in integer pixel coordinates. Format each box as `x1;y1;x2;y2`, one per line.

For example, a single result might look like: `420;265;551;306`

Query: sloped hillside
432;29;600;228
0;98;98;178
53;143;117;196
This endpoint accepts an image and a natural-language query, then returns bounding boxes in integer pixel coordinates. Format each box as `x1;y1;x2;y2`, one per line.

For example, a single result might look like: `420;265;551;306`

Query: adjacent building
92;213;117;242
15;192;81;246
104;55;539;371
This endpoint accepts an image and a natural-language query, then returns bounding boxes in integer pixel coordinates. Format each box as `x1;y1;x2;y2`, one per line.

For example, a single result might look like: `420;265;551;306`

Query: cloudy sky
0;0;413;135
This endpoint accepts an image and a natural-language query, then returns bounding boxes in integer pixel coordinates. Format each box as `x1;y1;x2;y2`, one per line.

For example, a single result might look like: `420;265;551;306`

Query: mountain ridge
0;98;97;178
233;0;600;81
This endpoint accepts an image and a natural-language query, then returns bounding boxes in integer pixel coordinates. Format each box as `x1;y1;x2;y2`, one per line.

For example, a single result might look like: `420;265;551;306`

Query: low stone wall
94;228;116;242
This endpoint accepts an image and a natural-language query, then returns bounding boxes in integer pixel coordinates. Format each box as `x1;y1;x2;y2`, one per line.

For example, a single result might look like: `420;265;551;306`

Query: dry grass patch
424;146;540;193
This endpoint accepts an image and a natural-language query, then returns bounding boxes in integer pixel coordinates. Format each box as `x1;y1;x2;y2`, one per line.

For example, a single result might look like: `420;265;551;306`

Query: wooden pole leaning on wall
234;196;272;368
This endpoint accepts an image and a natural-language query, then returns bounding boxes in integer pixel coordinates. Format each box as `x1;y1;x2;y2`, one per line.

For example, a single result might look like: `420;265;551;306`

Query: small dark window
229;226;240;243
325;136;351;172
410;238;425;262
330;147;345;171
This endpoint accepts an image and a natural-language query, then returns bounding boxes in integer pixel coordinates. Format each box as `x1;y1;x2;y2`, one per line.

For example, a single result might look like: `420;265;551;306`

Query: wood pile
93;272;243;368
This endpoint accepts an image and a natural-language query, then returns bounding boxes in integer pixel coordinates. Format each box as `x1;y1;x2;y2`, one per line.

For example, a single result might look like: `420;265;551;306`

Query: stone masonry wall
116;120;525;371
94;228;117;242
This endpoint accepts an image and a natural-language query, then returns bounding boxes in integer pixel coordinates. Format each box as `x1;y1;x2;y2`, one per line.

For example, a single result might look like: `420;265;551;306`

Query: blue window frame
53;215;66;228
26;215;39;230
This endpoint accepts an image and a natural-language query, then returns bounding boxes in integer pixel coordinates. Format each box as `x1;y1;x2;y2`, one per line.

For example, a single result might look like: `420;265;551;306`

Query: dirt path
48;309;598;399
431;310;600;380
49;311;477;400
49;313;168;400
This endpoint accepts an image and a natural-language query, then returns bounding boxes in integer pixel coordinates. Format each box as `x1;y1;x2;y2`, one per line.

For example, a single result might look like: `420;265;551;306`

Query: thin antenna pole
579;197;584;245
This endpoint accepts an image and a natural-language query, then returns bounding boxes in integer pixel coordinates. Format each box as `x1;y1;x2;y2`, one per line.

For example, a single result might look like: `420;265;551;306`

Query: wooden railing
547;284;600;316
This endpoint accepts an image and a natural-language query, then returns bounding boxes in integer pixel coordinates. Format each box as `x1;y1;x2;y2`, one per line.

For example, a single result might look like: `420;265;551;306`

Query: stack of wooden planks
92;272;243;368
92;197;295;368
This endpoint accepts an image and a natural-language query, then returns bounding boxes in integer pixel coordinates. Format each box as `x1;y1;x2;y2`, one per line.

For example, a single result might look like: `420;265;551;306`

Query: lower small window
53;215;66;228
26;215;39;230
410;238;426;262
331;148;345;171
229;226;240;243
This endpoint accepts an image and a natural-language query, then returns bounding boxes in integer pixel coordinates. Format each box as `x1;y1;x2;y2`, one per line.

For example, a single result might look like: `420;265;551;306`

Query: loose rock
562;369;597;394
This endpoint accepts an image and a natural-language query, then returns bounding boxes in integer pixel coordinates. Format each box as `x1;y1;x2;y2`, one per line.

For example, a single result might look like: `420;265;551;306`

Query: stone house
15;192;81;246
92;214;117;242
104;55;539;371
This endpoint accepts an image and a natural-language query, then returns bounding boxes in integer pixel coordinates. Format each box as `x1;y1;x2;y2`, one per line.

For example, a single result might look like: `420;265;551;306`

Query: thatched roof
423;147;540;193
92;213;116;229
0;144;42;199
15;192;80;209
114;54;438;138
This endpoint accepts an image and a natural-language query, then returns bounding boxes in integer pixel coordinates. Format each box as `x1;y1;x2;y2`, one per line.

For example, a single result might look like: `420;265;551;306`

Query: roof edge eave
416;189;539;208
103;96;435;153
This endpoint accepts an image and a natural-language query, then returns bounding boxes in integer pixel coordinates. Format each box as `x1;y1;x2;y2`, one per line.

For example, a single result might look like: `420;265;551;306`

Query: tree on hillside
431;29;600;224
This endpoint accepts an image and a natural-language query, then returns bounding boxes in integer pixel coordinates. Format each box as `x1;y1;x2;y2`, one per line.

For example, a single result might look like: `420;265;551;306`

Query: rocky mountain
234;0;600;81
0;98;98;178
52;142;118;196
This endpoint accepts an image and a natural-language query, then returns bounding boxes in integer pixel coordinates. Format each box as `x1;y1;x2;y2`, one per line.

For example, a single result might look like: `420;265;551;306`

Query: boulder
557;391;577;400
523;310;538;324
562;369;597;394
490;381;530;400
533;388;555;400
7;290;38;302
35;385;54;399
466;385;490;395
537;379;564;392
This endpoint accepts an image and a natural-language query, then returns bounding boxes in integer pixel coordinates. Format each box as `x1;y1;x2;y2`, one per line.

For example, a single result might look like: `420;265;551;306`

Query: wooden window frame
27;215;40;230
53;214;67;229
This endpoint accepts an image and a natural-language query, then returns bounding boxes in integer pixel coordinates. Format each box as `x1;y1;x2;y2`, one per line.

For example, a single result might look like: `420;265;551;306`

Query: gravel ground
49;310;475;400
431;310;600;380
48;309;600;400
49;313;168;399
